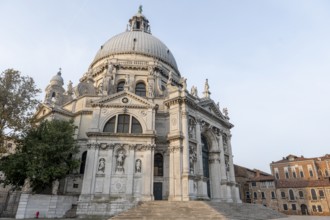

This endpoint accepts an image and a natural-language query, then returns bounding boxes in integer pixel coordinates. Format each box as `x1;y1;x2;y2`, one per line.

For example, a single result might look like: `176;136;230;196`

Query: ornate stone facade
34;8;241;217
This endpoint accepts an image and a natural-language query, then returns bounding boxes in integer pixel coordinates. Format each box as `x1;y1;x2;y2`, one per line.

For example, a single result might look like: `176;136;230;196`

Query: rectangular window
283;204;288;211
319;190;325;198
271;191;276;199
309;169;314;177
318;205;323;212
261;192;265;199
312;205;317;212
246;192;250;199
281;191;286;199
292;171;297;178
117;115;130;133
292;204;296;210
299;191;304;199
300;170;304;178
251;182;256;187
254;192;257;199
73;183;79;188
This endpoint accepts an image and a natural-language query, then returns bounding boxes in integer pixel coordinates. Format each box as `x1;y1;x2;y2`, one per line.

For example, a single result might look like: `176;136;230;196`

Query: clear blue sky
1;0;329;173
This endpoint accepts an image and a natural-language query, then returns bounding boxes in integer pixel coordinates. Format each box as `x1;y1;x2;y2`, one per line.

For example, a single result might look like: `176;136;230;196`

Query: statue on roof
138;5;143;14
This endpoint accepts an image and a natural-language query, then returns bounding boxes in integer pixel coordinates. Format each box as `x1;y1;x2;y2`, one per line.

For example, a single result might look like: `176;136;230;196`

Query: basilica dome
90;11;179;72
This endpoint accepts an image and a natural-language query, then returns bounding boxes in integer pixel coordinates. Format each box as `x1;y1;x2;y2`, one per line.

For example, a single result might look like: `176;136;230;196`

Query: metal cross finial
138;5;143;13
58;67;62;75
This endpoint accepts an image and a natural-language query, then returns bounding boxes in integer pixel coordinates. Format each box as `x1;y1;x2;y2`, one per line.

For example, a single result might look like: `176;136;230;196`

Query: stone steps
110;201;287;220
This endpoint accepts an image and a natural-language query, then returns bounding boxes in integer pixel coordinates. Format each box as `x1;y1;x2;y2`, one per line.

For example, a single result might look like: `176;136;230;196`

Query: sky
1;0;330;173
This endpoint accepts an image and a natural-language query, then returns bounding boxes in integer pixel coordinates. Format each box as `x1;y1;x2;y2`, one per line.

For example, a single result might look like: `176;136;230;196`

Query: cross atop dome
128;5;151;34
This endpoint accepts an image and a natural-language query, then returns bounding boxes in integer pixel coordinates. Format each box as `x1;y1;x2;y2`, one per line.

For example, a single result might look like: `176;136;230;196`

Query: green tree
0;69;41;145
0;120;79;192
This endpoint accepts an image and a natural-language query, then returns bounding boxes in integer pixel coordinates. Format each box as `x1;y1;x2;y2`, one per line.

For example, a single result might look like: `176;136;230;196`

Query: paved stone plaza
1;216;330;220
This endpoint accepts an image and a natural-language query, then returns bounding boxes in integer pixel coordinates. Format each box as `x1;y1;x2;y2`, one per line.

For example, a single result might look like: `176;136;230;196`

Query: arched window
103;114;143;134
289;189;295;201
135;82;146;97
154;153;163;176
117;114;130;133
311;189;317;200
117;81;125;92
103;116;116;132
80;151;87;174
131;117;142;133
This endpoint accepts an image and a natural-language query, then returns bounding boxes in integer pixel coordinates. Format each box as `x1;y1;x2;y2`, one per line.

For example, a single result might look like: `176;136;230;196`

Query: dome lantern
128;5;151;34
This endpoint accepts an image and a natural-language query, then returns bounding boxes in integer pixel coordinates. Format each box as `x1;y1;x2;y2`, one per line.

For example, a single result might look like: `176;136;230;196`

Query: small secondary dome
50;68;64;86
90;8;178;72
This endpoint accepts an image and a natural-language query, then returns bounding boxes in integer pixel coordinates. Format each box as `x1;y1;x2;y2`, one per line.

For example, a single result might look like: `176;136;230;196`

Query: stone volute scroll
135;159;142;173
115;148;126;173
181;77;187;91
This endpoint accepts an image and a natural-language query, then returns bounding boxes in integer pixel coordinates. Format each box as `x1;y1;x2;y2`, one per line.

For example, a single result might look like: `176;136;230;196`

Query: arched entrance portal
201;135;211;198
301;204;309;215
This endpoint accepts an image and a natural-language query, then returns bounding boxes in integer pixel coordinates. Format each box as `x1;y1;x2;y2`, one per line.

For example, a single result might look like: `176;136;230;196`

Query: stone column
80;143;98;195
195;119;208;200
181;110;190;201
125;145;135;197
219;133;229;202
227;135;241;202
208;150;221;201
102;144;114;194
142;145;153;201
168;145;183;201
227;135;236;183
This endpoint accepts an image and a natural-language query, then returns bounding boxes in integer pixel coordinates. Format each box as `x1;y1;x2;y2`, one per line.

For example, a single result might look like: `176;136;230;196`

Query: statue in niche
115;149;126;173
97;158;106;174
135;159;142;173
188;118;195;139
97;82;103;95
107;62;114;75
189;146;197;174
148;82;154;98
167;71;173;84
223;135;228;152
125;74;130;85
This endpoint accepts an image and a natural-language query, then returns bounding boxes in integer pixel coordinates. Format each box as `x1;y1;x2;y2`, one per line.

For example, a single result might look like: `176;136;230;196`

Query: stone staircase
110;201;287;220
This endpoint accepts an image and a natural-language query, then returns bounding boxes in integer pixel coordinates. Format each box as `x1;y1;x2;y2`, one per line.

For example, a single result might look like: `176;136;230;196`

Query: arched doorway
301;204;309;215
201;135;211;198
